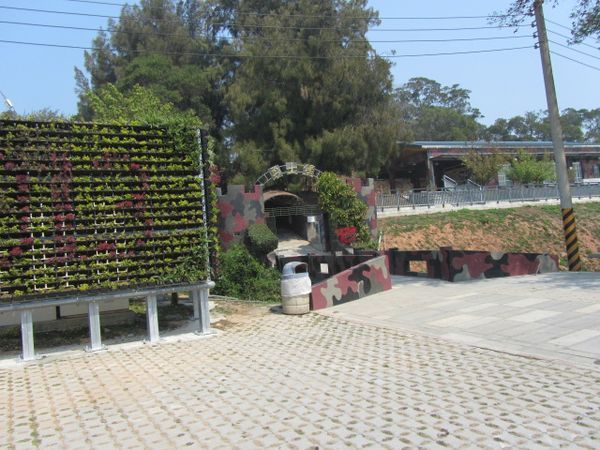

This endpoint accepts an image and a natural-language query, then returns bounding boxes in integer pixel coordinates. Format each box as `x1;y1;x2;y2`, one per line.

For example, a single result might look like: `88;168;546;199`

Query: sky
0;0;598;125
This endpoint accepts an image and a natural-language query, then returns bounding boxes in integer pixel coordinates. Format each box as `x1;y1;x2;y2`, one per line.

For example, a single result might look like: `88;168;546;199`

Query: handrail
377;183;600;211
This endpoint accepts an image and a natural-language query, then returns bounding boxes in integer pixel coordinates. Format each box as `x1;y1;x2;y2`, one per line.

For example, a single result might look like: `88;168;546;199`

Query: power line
61;0;516;22
0;19;532;44
549;40;600;61
0;5;517;32
546;18;600;46
0;38;532;59
550;51;600;71
547;29;599;51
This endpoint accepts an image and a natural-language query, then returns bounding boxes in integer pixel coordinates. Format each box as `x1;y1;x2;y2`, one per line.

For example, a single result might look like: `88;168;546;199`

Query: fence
377;183;600;211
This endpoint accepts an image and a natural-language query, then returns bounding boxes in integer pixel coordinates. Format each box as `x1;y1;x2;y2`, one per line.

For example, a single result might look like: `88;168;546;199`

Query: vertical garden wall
0;120;215;303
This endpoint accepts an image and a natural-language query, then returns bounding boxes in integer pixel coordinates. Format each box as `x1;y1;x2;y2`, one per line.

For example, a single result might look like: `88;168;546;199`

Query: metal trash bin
281;262;311;315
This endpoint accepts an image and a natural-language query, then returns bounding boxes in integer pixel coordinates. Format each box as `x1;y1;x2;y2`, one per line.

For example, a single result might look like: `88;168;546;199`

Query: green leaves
315;172;370;247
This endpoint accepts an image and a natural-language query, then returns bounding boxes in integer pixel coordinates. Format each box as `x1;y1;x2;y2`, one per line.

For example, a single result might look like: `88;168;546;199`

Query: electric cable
0;5;518;32
547;28;599;51
0;38;532;60
0;19;532;44
549;39;600;61
550;51;600;71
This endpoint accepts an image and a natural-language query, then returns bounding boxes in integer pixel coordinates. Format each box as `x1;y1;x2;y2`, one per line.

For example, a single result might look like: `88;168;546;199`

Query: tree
484;109;591;142
507;150;556;184
497;0;599;44
76;0;232;150
225;0;400;182
461;150;508;186
394;77;484;141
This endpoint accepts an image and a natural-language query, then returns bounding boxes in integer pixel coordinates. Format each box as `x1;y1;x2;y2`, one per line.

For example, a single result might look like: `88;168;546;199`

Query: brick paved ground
1;310;599;449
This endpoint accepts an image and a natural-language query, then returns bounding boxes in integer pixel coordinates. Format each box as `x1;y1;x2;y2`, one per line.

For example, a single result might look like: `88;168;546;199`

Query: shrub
316;172;371;247
213;245;281;303
508;150;556;185
246;223;278;257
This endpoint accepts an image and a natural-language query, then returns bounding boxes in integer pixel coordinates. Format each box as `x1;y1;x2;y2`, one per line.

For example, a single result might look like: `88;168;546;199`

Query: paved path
1;305;599;449
320;272;600;368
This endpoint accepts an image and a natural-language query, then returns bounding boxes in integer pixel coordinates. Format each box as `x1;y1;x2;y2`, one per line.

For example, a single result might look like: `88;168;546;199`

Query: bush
508;150;556;185
213;245;281;303
316;172;371;247
246;223;278;257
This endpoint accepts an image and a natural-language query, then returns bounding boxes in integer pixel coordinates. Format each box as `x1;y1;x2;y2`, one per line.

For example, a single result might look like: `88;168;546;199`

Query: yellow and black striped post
562;207;581;271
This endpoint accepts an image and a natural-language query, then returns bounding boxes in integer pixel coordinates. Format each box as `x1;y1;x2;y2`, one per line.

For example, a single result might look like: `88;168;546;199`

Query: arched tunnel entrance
264;190;325;252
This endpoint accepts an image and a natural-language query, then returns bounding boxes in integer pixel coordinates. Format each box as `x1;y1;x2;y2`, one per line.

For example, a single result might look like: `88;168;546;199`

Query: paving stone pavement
0;311;599;449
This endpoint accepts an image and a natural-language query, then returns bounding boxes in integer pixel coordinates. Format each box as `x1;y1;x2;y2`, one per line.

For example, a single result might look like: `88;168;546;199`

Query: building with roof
391;141;600;190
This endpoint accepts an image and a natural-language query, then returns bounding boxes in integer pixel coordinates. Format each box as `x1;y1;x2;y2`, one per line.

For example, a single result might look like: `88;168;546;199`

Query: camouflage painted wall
217;185;265;249
347;178;378;238
277;251;381;283
386;248;559;282
311;255;392;310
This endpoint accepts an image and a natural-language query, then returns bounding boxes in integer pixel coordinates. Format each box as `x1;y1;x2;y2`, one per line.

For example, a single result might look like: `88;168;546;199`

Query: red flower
9;247;23;257
4;161;15;170
143;229;153;238
130;162;141;171
335;226;358;245
65;213;76;222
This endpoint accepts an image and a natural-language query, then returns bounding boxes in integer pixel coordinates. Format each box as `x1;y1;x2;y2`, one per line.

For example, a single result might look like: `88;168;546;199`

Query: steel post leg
20;310;35;361
146;294;160;343
86;302;103;352
192;287;212;334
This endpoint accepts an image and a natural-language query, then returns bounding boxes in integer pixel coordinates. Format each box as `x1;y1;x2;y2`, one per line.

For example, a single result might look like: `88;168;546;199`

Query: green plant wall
0;120;213;301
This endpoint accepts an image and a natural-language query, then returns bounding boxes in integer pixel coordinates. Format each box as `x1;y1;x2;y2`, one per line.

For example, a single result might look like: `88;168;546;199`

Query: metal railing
265;204;321;217
377;183;600;211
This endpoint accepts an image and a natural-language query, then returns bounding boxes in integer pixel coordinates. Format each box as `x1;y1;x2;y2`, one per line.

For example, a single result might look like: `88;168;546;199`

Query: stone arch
255;162;322;187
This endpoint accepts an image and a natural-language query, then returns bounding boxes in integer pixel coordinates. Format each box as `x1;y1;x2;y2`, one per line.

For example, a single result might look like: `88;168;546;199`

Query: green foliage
498;0;599;44
507;150;557;185
316;172;370;246
160;246;208;284
484;108;599;143
85;84;200;128
461;150;508;185
246;224;278;258
394;77;483;141
225;0;399;181
0;120;215;300
213;245;281;303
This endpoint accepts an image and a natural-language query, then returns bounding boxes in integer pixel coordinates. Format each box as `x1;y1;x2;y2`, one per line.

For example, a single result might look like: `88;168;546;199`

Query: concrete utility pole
533;0;581;271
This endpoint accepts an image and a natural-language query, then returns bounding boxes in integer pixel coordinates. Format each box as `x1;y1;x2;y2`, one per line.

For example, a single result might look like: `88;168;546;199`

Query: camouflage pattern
311;255;392;310
217;185;265;249
347;178;378;238
386;248;559;282
277;251;381;284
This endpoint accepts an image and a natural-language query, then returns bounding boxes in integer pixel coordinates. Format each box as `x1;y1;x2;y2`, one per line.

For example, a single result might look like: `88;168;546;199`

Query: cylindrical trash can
281;262;311;315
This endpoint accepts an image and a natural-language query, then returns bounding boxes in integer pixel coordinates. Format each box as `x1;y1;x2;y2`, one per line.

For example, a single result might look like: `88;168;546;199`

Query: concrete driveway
319;272;600;368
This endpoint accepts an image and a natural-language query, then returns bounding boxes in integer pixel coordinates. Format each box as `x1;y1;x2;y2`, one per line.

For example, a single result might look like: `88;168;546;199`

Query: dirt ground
381;203;600;272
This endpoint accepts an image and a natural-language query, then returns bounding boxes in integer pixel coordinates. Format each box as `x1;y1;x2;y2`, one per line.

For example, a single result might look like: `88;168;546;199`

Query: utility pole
533;0;581;271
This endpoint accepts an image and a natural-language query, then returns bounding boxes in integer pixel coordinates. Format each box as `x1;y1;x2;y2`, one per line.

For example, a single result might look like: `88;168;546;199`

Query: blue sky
0;0;598;125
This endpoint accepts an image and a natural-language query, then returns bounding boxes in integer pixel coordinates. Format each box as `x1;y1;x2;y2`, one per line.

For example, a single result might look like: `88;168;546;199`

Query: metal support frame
20;310;35;361
191;287;213;334
86;302;104;352
146;294;160;343
5;281;215;362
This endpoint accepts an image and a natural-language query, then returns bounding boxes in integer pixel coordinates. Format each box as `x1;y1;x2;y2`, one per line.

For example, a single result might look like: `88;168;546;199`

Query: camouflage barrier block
311;255;392;310
386;248;559;282
443;249;559;282
217;185;265;249
386;249;443;278
347;177;378;239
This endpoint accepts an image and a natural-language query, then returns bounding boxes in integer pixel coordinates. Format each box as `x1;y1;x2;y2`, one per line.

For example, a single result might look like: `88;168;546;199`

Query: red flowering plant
335;226;358;245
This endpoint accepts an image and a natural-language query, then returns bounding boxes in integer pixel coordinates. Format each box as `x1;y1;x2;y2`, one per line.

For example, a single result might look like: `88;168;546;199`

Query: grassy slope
380;201;600;271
